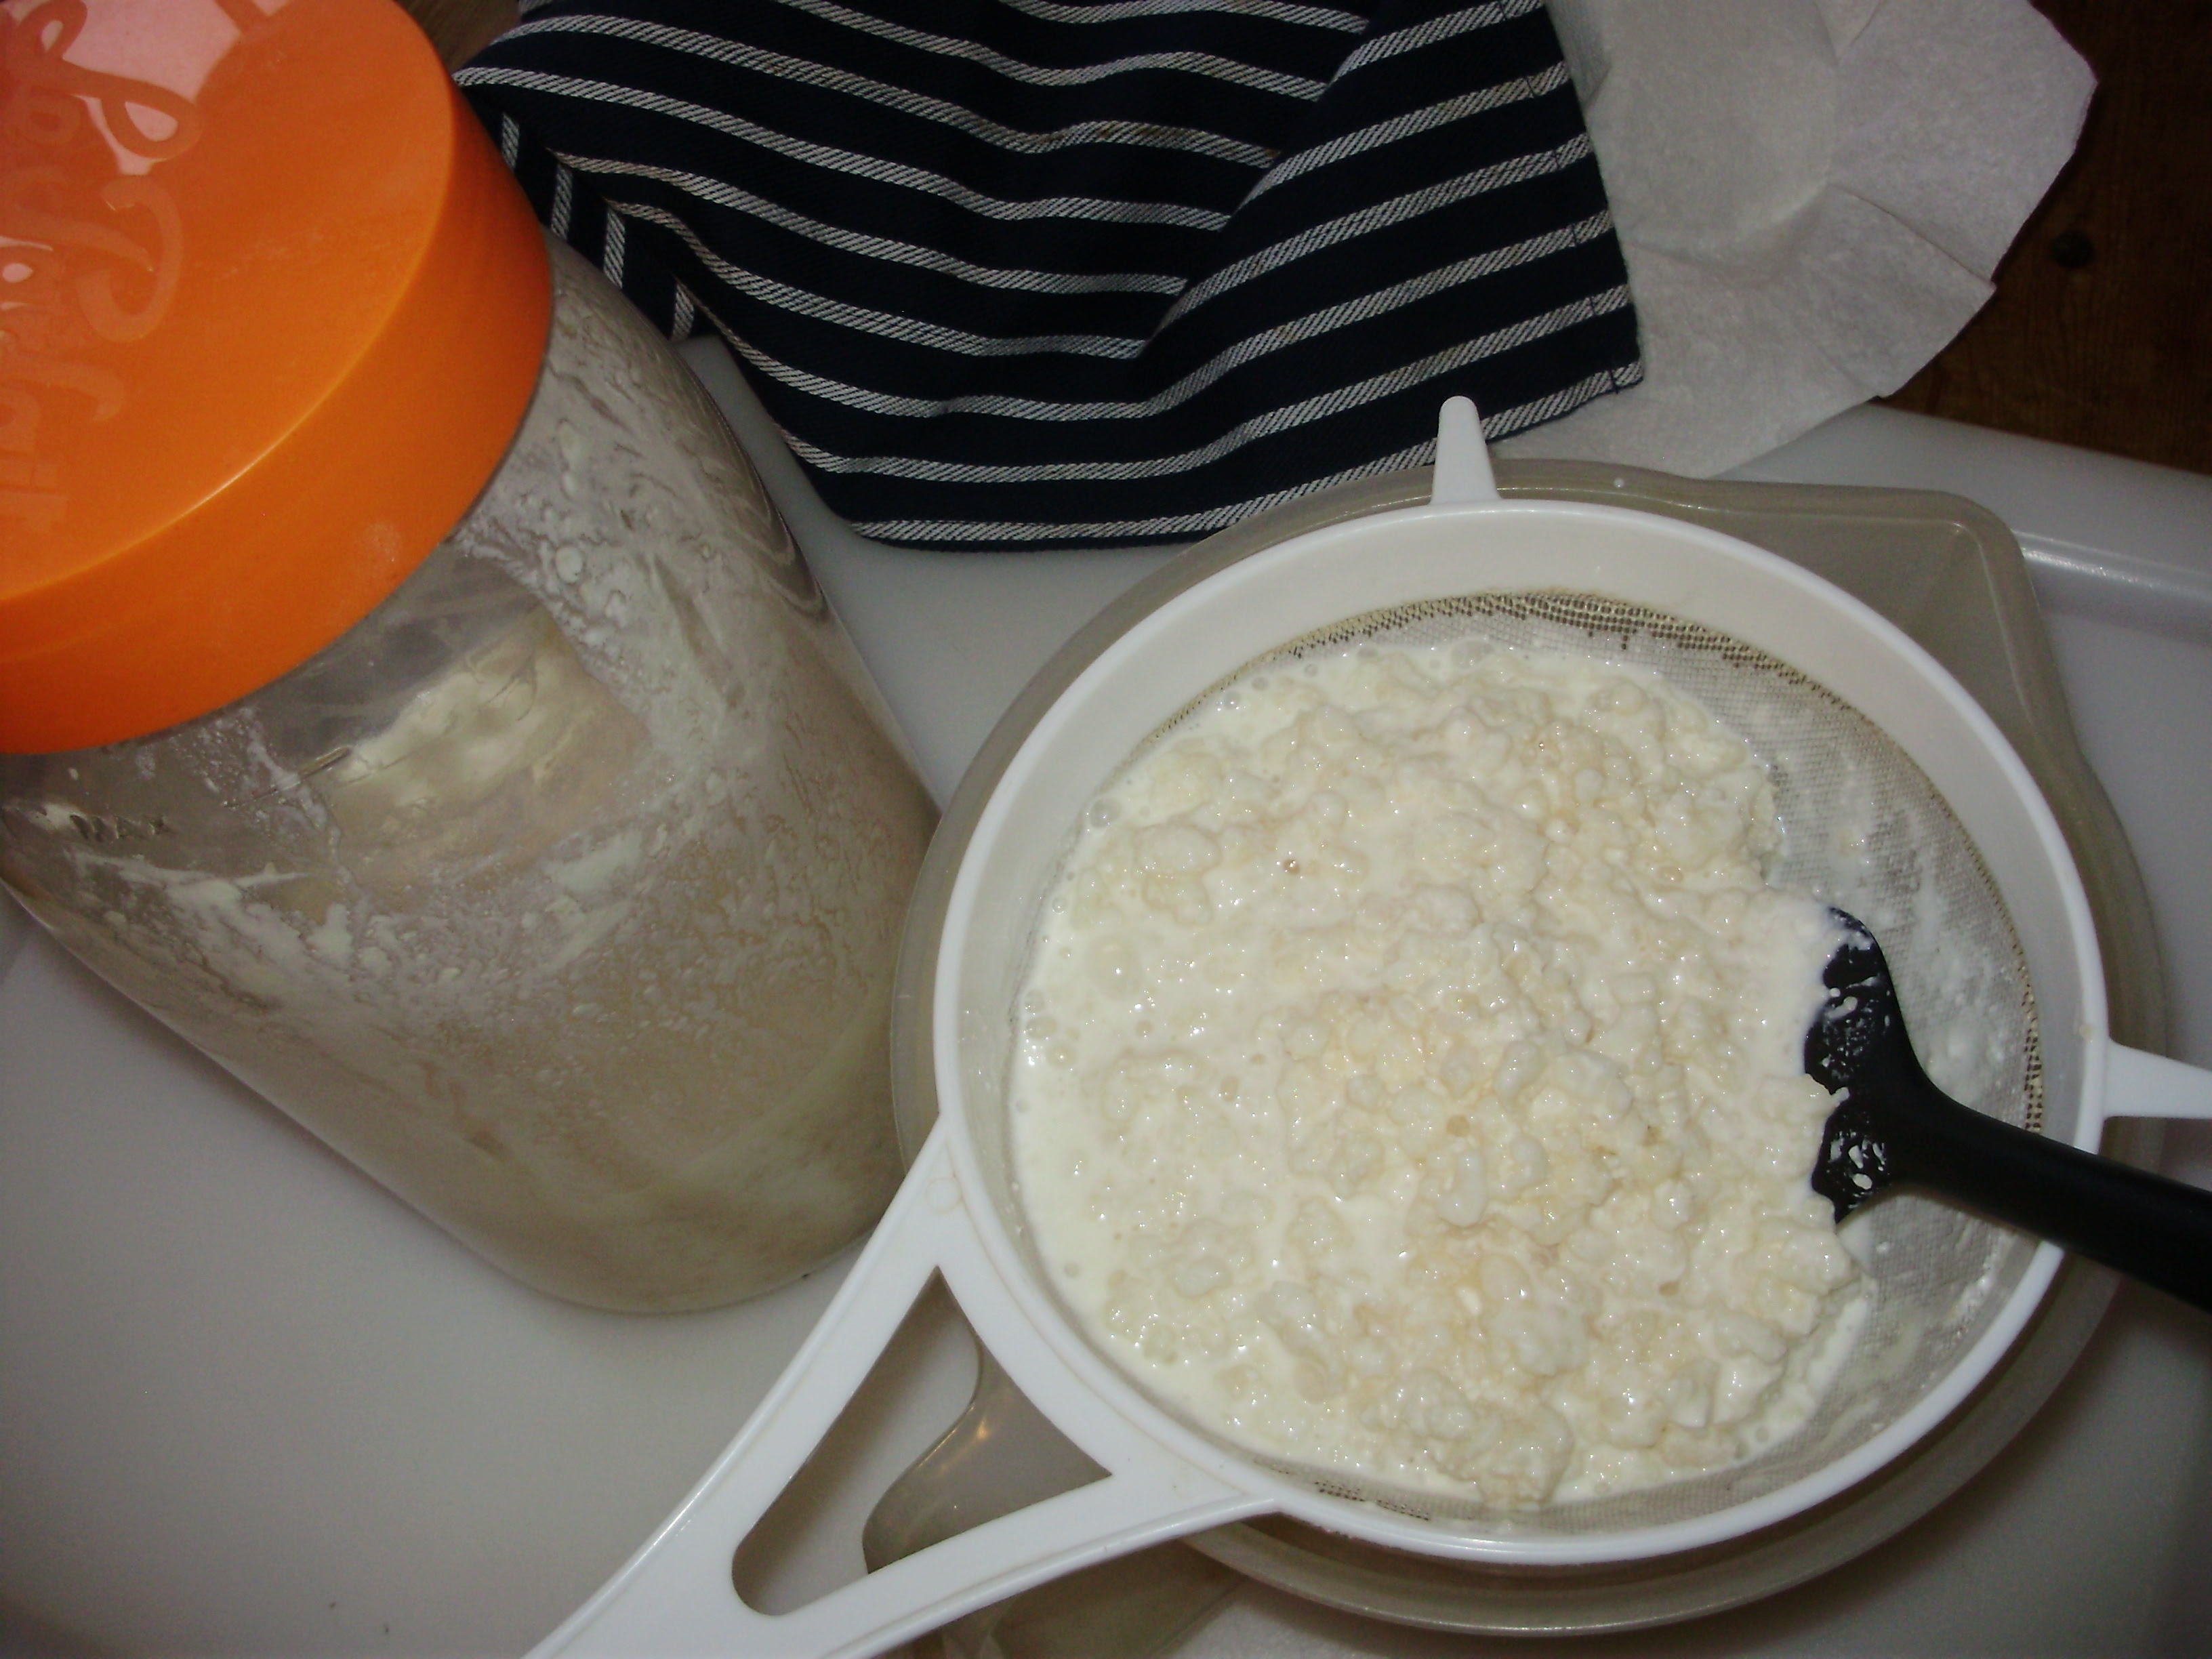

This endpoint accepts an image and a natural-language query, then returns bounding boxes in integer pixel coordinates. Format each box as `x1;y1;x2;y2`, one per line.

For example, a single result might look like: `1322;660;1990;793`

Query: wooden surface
1880;2;2212;476
398;0;2212;479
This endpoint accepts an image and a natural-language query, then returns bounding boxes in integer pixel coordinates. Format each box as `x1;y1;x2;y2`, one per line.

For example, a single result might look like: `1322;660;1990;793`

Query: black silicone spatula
1806;910;2212;1313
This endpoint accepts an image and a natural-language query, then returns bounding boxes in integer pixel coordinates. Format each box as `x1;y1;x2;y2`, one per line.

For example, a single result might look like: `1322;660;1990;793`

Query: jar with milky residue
3;3;937;1309
3;228;933;1309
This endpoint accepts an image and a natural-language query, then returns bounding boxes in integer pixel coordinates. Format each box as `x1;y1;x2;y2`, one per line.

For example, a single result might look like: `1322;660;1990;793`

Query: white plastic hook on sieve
533;401;2212;1659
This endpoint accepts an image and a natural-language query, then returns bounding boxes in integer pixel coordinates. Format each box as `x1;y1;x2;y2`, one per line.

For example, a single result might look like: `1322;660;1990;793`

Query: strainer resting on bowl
533;404;2212;1659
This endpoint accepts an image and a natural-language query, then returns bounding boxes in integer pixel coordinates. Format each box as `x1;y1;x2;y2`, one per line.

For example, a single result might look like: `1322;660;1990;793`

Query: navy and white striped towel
460;0;1642;550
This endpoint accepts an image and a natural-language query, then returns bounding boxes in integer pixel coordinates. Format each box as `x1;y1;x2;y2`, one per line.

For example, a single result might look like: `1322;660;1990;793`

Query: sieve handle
2108;1042;2212;1121
1877;1047;2212;1313
530;1125;1265;1659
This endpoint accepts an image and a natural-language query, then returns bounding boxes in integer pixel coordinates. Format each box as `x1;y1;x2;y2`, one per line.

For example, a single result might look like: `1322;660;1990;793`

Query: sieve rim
931;493;2106;1565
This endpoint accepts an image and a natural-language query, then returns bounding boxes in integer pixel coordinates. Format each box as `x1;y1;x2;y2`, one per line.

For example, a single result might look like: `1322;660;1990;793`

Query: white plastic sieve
533;404;2212;1659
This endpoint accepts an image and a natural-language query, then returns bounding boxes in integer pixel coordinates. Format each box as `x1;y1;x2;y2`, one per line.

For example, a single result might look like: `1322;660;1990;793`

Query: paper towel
1497;0;2093;475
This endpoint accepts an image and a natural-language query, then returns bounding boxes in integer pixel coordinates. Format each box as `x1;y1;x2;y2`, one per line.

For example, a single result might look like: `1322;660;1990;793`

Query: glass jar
0;0;933;1310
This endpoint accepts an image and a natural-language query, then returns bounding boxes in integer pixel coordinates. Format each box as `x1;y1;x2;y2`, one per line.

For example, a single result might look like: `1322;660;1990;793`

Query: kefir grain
1011;642;1859;1506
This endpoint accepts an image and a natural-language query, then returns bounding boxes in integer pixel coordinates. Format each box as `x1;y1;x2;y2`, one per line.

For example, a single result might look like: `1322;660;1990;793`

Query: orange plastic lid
0;0;551;752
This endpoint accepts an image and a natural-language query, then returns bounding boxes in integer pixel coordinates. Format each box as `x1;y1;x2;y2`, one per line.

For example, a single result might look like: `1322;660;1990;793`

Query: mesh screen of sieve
1036;588;2044;1540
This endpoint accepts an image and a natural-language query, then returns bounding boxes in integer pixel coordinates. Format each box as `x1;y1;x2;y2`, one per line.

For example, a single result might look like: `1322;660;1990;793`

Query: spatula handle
1886;1082;2212;1314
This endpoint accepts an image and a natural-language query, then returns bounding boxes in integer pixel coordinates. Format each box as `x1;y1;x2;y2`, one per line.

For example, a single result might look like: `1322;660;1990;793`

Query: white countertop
3;388;2209;1658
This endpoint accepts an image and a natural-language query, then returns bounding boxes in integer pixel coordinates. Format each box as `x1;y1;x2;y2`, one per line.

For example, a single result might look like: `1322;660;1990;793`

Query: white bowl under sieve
532;404;2212;1659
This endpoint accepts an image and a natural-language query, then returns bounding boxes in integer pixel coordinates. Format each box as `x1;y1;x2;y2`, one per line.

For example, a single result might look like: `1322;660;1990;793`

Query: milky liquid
1010;642;1861;1506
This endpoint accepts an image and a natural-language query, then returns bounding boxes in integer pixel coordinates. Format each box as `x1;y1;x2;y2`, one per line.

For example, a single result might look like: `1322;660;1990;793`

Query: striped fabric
459;0;1641;550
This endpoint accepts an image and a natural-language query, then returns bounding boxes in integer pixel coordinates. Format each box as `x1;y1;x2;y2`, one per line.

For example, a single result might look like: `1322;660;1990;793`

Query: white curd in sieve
1010;641;1860;1506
